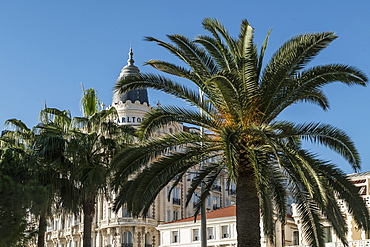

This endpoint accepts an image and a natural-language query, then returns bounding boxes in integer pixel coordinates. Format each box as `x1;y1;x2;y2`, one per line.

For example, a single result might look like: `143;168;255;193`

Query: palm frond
261;32;338;116
81;88;100;117
138;105;219;139
277;122;360;170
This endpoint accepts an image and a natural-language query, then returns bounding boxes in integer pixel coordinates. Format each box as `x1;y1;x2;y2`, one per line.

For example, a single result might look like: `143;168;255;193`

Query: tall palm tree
40;88;135;247
112;18;370;247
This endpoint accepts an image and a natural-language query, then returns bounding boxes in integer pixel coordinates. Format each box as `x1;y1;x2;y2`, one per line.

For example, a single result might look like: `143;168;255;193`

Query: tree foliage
112;18;370;247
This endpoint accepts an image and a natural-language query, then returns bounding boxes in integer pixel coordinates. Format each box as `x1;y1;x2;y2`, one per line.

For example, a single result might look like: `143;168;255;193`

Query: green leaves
112;18;369;247
81;88;100;118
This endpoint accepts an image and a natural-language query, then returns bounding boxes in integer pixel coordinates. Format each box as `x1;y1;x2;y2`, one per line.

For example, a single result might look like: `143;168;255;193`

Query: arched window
122;231;132;246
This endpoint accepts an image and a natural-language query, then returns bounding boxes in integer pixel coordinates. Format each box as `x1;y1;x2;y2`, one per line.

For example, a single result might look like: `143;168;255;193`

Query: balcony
212;185;222;192
172;198;181;205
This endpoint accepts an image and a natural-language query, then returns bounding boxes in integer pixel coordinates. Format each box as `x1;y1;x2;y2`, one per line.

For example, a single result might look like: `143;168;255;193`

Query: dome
112;47;148;105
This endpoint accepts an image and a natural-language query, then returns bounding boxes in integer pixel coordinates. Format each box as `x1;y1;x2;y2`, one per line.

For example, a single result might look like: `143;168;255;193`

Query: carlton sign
115;116;143;124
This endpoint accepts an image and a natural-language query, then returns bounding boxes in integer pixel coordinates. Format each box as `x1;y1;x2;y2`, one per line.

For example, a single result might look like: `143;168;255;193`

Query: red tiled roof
166;205;236;224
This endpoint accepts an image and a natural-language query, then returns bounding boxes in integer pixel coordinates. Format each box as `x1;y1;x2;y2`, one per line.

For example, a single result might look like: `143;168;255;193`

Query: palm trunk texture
37;212;47;247
237;164;261;247
83;200;95;247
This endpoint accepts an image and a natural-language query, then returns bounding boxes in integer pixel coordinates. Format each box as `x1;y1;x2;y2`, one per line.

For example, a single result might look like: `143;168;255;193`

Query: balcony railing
212;185;222;192
172;198;181;205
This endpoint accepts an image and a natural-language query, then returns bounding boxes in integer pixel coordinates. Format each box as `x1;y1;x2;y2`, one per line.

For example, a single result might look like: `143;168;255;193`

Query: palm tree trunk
82;200;95;247
37;212;47;247
236;164;261;247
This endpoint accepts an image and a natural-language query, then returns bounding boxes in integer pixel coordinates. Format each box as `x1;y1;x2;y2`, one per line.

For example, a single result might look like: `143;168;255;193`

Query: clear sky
0;1;369;174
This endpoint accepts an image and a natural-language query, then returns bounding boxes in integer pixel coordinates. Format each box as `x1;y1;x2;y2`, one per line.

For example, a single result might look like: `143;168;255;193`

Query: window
173;187;179;198
212;179;221;191
324;227;332;243
166;210;171;222
208;227;214;240
122;231;132;244
221;226;229;238
293;231;299;245
108;208;112;219
229;182;236;195
166;186;171;198
145;233;151;246
207;196;211;207
172;188;180;204
172;231;179;243
54;220;59;230
212;197;219;209
68;216;73;227
173;211;179;221
193;229;199;241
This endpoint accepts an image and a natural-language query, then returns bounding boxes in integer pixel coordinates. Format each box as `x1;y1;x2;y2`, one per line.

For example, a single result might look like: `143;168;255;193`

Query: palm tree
112;18;370;247
0;118;65;247
0;122;38;247
40;88;135;247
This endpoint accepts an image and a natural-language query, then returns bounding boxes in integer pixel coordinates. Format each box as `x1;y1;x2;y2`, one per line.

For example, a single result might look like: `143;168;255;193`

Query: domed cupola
112;47;149;105
111;47;151;126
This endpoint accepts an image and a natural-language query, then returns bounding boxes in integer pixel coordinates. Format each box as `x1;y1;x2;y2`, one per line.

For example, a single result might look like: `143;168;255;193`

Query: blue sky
0;1;369;173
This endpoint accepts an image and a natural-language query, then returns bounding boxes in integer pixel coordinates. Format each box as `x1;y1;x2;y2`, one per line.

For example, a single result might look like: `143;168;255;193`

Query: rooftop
165;205;236;224
348;171;370;178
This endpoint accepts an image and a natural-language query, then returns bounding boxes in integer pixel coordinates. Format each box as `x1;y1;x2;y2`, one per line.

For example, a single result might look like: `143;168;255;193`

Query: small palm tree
112;18;370;247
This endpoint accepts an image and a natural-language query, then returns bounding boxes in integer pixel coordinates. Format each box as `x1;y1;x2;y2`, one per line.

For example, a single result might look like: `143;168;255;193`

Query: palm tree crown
112;18;370;247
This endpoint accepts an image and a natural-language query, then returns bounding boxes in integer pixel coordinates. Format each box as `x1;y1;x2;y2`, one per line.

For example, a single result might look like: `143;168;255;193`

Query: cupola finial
128;45;134;66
